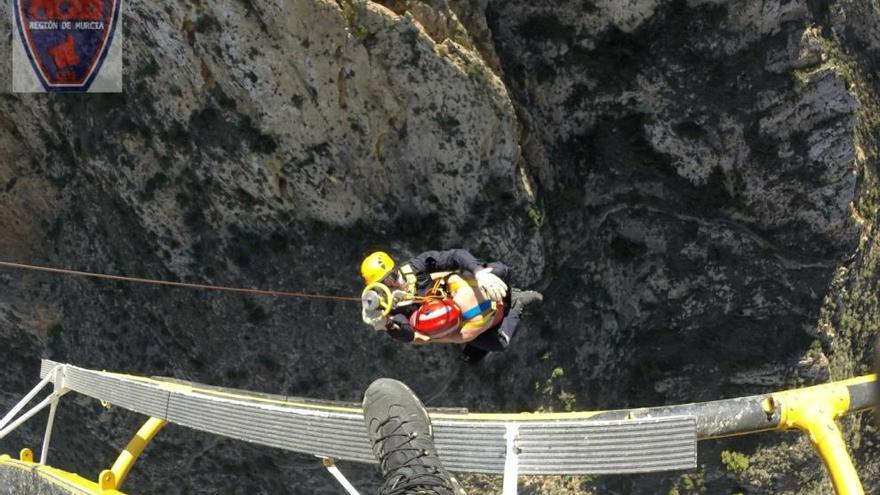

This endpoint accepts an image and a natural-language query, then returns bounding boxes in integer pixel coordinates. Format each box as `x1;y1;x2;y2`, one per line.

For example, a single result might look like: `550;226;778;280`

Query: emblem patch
13;0;122;92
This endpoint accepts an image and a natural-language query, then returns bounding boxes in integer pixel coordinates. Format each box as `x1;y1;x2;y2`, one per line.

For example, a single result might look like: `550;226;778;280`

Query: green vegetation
464;57;489;79
668;470;707;494
352;23;371;41
721;450;750;474
534;366;576;412
527;206;544;230
801;22;880;420
339;1;373;42
558;390;576;412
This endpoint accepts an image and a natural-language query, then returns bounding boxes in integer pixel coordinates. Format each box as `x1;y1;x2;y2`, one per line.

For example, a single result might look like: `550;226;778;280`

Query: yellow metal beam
768;379;866;495
10;361;872;493
20;448;33;463
2;450;127;495
100;417;167;492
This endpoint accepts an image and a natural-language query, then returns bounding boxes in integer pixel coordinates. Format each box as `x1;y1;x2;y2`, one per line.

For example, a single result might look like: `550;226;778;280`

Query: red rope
0;261;360;302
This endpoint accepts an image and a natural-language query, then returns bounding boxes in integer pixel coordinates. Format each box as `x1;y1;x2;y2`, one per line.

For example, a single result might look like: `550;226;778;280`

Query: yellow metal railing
99;417;167;492
0;448;126;495
2;365;875;495
1;418;166;494
764;374;876;495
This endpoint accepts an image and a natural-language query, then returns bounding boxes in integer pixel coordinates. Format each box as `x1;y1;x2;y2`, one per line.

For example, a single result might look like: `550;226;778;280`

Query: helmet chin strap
382;271;405;290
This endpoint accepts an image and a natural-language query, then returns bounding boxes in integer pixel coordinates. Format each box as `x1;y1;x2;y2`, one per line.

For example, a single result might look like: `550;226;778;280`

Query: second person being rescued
360;249;542;363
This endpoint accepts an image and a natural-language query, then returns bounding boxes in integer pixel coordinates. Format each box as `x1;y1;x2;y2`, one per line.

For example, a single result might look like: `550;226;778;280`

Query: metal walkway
0;454;123;495
35;360;697;475
0;361;875;494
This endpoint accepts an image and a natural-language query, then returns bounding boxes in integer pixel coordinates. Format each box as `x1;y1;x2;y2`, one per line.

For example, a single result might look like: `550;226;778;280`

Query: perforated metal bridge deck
39;360;697;475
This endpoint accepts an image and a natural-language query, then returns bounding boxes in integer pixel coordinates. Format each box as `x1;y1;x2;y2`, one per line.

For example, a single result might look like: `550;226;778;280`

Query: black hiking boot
510;289;543;313
363;378;466;495
459;344;489;366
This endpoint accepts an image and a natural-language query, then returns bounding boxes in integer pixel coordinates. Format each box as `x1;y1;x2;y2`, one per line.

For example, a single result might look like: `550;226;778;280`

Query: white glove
475;269;507;302
362;291;388;330
362;308;388;330
391;290;411;305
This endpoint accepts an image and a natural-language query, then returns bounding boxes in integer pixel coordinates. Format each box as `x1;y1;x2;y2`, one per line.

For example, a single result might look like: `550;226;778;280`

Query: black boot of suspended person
499;289;544;345
459;345;489;365
510;289;544;314
363;378;466;495
460;288;544;365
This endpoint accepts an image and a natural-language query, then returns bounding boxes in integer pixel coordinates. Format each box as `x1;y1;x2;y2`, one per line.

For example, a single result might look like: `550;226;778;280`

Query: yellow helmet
361;251;395;285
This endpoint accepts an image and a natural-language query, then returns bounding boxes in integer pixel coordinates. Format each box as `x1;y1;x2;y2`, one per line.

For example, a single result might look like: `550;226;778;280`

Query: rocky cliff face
0;0;877;494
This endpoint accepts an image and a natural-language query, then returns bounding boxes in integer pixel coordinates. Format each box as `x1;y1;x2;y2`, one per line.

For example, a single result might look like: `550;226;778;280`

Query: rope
0;261;361;302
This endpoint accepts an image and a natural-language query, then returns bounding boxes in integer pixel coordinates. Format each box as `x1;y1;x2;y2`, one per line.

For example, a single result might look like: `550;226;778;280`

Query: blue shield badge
13;0;121;92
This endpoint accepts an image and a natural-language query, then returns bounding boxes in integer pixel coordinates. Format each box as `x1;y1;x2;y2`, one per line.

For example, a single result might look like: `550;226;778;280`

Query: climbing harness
360;277;451;318
362;275;503;337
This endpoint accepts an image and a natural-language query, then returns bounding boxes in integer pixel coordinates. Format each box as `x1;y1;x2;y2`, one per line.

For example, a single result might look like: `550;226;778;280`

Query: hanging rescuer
359;249;543;363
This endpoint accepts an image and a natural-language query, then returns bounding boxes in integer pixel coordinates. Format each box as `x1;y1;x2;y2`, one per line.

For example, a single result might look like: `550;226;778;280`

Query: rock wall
479;0;879;493
0;0;877;494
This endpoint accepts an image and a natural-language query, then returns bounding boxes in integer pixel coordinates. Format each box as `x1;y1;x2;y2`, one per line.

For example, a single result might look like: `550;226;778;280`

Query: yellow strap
447;278;478;292
460;301;499;332
400;264;417;295
446;277;495;331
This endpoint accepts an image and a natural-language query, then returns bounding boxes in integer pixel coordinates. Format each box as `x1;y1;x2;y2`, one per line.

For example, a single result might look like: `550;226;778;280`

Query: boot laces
374;417;453;495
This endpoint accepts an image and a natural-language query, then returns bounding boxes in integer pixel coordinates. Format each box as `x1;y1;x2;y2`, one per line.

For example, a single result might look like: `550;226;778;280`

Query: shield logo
13;0;122;92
